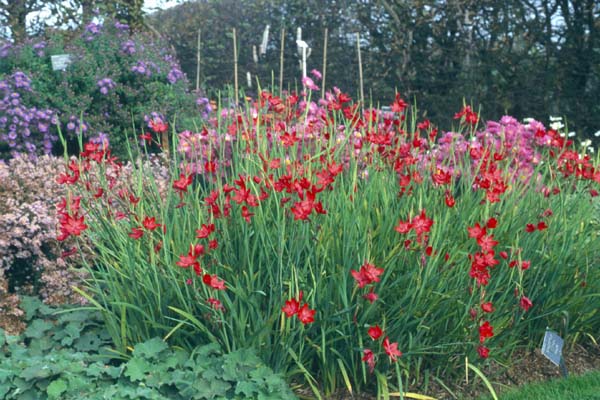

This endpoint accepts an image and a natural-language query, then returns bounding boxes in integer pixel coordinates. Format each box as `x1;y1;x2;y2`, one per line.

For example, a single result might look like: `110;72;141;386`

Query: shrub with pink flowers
0;154;86;325
58;84;600;397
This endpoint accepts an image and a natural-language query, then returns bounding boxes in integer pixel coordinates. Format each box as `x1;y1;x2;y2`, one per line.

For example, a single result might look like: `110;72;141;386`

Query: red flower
173;173;193;194
481;302;494;313
444;191;456;208
241;206;254;223
467;223;486;240
394;220;412;234
196;223;215;239
142;216;161;231
282;298;301;317
207;297;225;311
411;209;433;237
486;218;498;229
383;337;402;362
537;221;548;231
363;290;378;304
203;273;226;290
477;234;498;253
521;260;531;270
149;118;168;133
454;105;478;125
525;223;536;233
176;244;204;276
280;132;299;147
362;349;376;373
499;251;508;260
391;93;408;113
58;213;88;239
432;169;451;185
297;303;316;324
479;321;494;343
129;227;144;239
351;261;384;288
477;345;490;359
519;296;533;312
208;239;218;250
368;325;383;340
139;132;153;141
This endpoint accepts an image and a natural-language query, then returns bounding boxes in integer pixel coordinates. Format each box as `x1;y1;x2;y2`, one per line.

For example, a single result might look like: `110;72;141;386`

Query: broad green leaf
132;337;168;359
47;378;68;399
124;357;153;381
24;319;54;339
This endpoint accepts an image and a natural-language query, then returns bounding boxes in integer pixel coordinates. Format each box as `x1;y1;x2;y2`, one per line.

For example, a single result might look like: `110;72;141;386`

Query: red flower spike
368;325;383;340
383;337;402;362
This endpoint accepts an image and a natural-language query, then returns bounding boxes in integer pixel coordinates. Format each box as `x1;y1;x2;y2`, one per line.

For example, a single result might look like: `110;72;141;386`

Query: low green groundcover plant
0;296;294;400
477;370;600;400
55;79;600;398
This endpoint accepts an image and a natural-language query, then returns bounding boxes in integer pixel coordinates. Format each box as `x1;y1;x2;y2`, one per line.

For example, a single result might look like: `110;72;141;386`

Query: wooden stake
196;29;201;92
233;28;239;107
279;28;285;96
322;27;328;99
356;32;364;107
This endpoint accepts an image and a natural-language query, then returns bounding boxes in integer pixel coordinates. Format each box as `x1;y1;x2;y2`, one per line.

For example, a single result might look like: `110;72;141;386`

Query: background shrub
0;15;199;159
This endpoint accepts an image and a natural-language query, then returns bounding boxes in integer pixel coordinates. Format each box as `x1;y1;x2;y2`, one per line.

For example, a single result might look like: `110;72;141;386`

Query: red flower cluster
394;209;434;245
281;291;316;325
454;105;479;126
351;261;384;290
363;324;402;372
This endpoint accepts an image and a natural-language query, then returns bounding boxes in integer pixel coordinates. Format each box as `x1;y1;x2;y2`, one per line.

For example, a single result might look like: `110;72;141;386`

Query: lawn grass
476;369;600;400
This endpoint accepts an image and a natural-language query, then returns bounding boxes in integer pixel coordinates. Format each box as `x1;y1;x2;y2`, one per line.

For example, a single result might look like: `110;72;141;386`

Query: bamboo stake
322;27;328;99
279;28;285;96
356;32;364;107
196;29;201;92
233;28;239;107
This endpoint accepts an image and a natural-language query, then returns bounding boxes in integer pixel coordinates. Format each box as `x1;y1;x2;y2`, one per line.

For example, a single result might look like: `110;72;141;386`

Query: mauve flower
302;76;319;91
